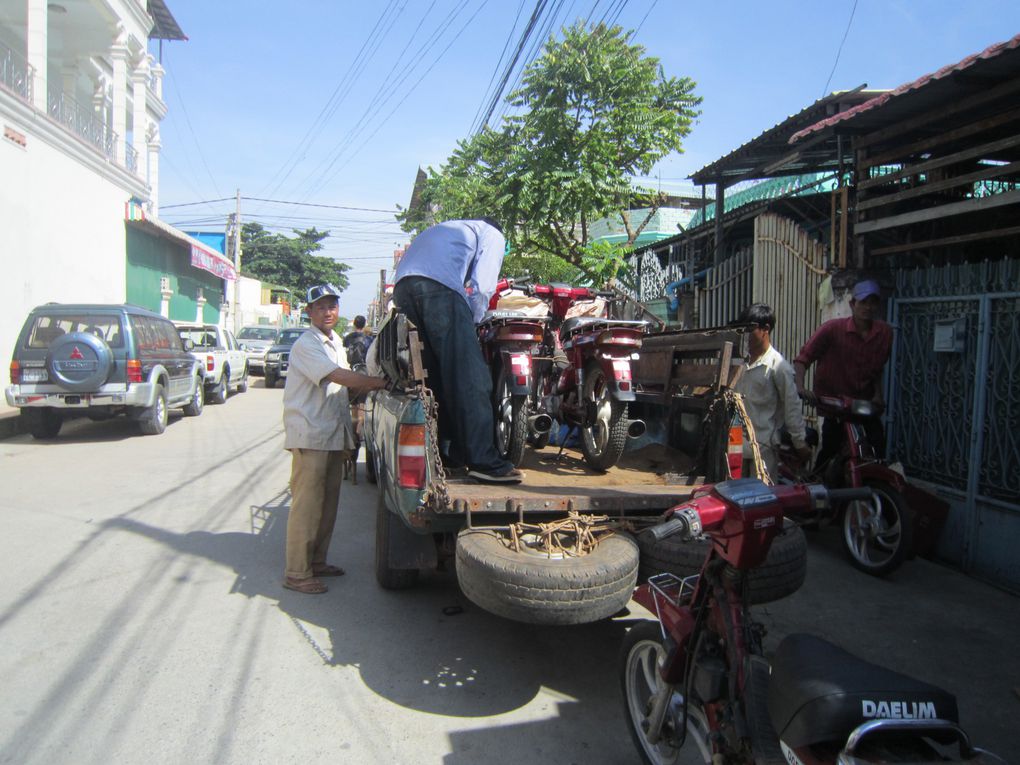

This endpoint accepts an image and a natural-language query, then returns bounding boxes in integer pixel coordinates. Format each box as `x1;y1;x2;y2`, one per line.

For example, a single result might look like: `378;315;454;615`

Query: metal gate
888;261;1020;591
751;213;826;366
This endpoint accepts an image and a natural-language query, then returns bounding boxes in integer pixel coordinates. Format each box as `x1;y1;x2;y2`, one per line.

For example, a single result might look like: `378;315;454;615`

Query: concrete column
149;58;164;101
110;27;129;165
147;123;161;214
160;280;173;318
131;55;149;179
196;291;207;323
26;0;47;111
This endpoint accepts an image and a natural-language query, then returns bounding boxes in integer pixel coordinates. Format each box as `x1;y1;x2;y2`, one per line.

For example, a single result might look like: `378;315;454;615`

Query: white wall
1;107;133;391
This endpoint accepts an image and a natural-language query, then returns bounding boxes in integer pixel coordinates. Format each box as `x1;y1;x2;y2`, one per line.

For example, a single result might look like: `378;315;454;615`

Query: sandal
312;564;346;577
283;576;327;594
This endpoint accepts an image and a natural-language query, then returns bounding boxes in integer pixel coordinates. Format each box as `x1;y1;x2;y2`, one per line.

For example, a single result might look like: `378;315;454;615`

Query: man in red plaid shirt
794;279;892;468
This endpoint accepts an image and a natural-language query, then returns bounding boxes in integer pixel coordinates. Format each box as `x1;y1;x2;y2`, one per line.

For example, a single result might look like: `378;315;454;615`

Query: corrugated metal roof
790;32;1020;144
148;0;187;41
689;87;882;185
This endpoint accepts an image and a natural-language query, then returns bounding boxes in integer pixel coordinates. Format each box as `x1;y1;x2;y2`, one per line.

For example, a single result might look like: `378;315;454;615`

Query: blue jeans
393;276;510;473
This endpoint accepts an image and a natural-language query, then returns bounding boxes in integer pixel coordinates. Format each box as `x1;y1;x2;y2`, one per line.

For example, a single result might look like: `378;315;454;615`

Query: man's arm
793;323;831;403
466;224;506;323
777;360;812;462
325;366;386;391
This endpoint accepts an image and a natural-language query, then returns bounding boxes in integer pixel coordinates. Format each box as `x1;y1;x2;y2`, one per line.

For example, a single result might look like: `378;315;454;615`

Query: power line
242;196;397;213
822;0;858;96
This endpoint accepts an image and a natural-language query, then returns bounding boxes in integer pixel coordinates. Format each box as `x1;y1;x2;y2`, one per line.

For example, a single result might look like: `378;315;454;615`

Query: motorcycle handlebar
641;515;690;544
826;487;875;503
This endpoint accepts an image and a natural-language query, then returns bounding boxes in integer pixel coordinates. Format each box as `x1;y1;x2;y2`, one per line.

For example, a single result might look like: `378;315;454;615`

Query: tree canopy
240;223;350;299
399;22;701;285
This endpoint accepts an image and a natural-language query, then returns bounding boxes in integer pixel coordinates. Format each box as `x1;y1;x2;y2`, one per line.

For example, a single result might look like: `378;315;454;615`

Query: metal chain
417;383;451;509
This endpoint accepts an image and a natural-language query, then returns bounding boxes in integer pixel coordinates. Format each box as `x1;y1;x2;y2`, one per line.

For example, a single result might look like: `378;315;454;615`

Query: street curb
0;411;24;439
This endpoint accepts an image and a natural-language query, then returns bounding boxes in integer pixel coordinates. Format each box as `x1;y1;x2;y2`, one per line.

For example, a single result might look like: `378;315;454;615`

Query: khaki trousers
742;444;778;483
285;448;348;580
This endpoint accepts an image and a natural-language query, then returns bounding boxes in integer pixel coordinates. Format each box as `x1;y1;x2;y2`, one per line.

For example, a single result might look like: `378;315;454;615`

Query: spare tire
637;519;807;605
456;528;639;625
45;332;113;392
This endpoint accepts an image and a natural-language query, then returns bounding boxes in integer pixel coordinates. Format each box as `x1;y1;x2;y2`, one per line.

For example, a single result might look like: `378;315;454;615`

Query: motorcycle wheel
841;479;913;577
620;621;712;765
494;366;528;466
580;359;628;472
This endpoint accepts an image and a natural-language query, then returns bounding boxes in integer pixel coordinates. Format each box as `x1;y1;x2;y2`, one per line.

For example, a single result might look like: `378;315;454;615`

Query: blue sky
153;0;1020;317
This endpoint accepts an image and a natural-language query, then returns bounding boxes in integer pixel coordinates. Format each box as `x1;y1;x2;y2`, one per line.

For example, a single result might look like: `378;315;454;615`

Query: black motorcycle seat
768;633;959;749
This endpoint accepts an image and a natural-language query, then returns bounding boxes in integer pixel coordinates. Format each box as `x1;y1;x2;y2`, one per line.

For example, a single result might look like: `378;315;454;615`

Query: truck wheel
182;377;204;417
237;365;249;393
637;519;806;605
375;492;419;589
137;384;168;435
456;527;639;625
365;448;378;484
580;360;628;472
23;408;63;439
265;372;278;389
209;369;228;404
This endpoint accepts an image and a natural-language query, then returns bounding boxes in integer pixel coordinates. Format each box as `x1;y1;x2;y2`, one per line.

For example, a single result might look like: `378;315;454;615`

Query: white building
0;0;184;392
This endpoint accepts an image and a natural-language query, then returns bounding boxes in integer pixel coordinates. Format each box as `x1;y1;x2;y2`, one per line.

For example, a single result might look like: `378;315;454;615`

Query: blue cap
306;284;340;304
852;280;880;301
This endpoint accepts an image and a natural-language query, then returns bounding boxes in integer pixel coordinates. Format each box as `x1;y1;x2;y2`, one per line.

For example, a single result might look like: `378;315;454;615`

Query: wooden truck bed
441;443;702;515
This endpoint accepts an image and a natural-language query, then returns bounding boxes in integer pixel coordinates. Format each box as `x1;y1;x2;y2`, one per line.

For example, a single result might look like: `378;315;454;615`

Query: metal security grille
982;296;1020;502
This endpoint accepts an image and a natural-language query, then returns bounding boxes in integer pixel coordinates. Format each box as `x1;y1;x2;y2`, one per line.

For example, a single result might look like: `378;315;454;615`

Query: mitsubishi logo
70;345;85;360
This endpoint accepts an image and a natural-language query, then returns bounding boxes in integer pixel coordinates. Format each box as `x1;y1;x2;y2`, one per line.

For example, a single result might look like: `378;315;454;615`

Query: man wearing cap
794;278;893;469
393;217;522;484
282;284;386;595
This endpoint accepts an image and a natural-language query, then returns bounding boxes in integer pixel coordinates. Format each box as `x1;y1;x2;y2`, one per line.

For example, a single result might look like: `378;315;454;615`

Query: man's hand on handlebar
797;387;817;405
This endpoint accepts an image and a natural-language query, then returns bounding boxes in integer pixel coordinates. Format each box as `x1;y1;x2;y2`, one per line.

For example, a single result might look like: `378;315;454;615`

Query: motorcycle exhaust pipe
528;413;553;436
626;419;646;439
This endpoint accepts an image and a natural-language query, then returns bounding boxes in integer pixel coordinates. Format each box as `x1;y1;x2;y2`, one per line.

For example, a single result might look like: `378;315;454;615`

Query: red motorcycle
477;278;553;465
777;395;917;577
527;282;646;471
622;478;1002;765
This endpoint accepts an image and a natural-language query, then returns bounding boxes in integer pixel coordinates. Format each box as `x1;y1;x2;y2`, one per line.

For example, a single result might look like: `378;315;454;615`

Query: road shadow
103;482;638;721
13;411;188;444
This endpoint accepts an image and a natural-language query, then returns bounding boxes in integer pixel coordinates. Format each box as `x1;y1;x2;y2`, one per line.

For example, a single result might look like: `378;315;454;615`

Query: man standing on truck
393;217;523;484
733;303;812;481
282;284;387;595
793;278;893;468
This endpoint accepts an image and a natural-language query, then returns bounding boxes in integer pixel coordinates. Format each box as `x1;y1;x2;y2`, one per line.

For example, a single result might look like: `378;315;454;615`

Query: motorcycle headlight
850;400;874;417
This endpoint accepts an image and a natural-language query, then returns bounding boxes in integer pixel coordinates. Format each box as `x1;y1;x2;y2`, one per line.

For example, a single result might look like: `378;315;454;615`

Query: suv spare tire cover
45;332;114;392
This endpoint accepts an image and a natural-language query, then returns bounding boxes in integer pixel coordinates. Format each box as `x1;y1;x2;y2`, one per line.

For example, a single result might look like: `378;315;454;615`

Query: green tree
240;223;350;298
400;22;700;285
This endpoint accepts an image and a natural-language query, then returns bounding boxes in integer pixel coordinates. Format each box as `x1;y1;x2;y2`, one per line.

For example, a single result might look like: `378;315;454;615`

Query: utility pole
232;188;242;333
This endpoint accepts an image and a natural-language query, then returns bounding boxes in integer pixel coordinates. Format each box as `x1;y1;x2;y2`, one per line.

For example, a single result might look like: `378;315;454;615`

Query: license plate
63;395;89;406
22;368;48;382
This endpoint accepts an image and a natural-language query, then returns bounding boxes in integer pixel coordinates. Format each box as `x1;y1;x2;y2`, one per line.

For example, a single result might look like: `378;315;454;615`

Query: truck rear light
10;360;20;385
127;359;143;383
206;355;215;372
728;425;743;478
397;424;427;489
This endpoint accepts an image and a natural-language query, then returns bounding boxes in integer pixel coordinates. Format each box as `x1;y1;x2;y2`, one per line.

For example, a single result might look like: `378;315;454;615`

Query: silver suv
6;303;204;438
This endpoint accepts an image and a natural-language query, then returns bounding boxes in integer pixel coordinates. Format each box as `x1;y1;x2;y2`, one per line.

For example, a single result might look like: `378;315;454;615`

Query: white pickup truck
174;322;249;404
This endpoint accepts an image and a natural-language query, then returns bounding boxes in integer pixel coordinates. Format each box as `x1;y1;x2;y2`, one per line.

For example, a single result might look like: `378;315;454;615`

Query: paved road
0;383;1017;763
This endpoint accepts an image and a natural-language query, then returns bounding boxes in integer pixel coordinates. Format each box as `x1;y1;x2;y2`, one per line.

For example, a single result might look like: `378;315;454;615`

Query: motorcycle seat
479;310;550;326
558;317;645;341
767;633;959;749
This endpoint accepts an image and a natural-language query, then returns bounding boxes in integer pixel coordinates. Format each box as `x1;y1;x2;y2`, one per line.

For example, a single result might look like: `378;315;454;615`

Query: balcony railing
0;40;34;102
48;89;118;158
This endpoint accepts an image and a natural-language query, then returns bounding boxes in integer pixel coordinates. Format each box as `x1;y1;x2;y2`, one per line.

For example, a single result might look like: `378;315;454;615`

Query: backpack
344;331;371;370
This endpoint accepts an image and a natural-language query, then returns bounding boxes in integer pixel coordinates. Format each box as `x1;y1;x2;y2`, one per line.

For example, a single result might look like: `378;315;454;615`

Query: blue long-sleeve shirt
394;219;506;323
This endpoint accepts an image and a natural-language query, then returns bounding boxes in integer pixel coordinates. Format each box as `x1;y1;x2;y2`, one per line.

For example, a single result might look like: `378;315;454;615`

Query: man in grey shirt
282;285;386;594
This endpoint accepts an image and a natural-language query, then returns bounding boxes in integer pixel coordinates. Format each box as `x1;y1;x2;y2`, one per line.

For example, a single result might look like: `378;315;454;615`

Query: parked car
263;327;308;389
174;322;248;404
6;303;204;438
236;325;278;375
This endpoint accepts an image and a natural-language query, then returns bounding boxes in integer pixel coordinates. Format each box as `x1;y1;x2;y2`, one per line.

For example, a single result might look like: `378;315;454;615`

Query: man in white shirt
282;285;386;594
733;303;812;482
393;218;522;484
